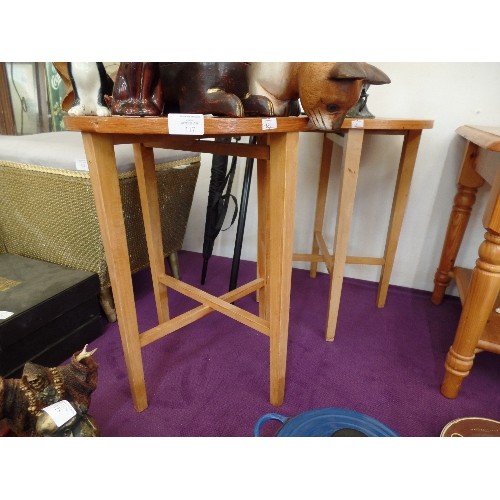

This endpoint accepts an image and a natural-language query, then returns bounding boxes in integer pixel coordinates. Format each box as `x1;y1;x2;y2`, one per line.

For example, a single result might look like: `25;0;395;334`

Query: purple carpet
84;250;500;437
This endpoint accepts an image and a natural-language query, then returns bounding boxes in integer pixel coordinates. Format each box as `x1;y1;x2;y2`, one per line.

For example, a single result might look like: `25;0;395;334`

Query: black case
0;254;104;377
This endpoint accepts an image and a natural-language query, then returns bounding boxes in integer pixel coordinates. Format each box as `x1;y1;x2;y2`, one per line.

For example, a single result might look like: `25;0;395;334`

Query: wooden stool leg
256;137;269;319
441;230;500;398
267;132;299;406
325;129;364;341
310;133;332;278
377;130;421;307
432;141;484;304
134;143;170;324
82;133;148;412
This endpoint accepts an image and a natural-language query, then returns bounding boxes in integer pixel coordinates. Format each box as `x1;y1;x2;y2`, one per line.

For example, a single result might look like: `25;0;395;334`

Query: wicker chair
0;131;200;321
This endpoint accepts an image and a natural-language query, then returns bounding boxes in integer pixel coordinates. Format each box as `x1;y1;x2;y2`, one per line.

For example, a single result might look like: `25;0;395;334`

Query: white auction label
168;114;204;135
262;117;277;130
75;159;89;171
42;400;77;427
351;119;364;128
0;311;14;320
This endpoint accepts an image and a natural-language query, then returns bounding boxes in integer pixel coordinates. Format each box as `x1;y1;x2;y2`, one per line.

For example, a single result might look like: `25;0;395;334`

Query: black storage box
0;254;104;378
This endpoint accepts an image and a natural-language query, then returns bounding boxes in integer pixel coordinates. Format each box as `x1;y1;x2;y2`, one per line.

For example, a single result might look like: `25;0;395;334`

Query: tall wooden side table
432;125;500;399
65;115;310;412
293;118;434;341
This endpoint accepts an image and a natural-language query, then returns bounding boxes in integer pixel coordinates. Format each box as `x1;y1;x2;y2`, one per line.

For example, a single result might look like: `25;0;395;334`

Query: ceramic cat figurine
246;62;391;130
67;62;114;116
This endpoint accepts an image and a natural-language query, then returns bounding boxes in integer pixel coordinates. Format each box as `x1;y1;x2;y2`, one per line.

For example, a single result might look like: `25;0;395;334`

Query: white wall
181;62;500;295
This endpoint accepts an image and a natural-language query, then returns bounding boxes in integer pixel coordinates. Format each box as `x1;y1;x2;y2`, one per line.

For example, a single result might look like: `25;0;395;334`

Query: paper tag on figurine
75;159;89;171
262;118;277;130
168;114;204;135
42;400;77;427
0;311;14;320
351;119;364;128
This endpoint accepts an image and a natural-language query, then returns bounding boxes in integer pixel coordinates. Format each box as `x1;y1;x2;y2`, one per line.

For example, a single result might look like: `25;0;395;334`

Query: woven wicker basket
0;157;200;318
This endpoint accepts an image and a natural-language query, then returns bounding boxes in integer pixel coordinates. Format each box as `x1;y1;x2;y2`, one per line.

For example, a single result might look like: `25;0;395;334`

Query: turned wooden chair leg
441;230;500;398
432;141;484;304
431;184;479;304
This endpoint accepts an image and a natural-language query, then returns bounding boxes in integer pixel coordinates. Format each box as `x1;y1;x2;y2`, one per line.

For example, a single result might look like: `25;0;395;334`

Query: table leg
310;133;333;278
325;129;364;341
256;136;269;319
432;141;484;304
82;133;148;412
377;130;422;307
441;230;500;398
267;132;299;406
134;143;169;324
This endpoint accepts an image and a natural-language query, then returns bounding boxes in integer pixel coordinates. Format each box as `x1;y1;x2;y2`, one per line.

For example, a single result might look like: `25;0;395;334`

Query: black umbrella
229;136;256;290
200;137;239;285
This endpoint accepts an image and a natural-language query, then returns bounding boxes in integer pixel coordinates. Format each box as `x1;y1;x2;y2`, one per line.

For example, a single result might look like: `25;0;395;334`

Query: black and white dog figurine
67;62;114;116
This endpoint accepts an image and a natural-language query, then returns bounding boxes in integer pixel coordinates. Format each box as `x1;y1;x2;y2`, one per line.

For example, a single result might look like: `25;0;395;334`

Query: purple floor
84;250;500;437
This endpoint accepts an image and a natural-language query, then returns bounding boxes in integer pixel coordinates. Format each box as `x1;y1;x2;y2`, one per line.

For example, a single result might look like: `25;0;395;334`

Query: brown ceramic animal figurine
246;62;391;130
111;62;164;116
0;345;99;437
160;62;266;117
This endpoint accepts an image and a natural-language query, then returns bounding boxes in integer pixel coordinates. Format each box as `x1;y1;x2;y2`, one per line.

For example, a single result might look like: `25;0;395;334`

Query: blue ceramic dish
254;408;398;437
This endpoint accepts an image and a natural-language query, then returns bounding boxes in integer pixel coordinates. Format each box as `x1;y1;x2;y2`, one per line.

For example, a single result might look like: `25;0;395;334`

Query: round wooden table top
64;115;434;136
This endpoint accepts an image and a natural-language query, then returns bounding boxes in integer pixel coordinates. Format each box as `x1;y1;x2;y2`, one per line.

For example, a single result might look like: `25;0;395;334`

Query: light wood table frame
65;115;310;412
432;125;500;399
294;118;434;341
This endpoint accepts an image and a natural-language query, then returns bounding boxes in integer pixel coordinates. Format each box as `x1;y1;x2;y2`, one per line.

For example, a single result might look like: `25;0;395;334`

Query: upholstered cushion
0;131;197;173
